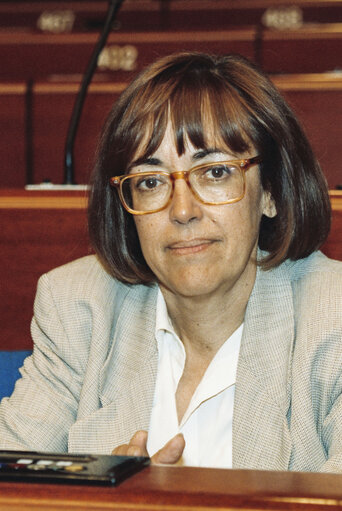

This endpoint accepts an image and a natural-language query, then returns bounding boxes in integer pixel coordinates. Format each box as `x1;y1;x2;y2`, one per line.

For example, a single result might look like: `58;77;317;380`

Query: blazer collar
232;261;295;470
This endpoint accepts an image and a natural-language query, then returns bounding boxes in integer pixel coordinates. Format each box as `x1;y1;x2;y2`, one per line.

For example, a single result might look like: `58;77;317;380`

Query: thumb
151;433;185;465
128;430;149;452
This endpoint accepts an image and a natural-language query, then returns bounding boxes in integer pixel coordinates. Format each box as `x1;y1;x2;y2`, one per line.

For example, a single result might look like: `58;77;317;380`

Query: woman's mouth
167;239;216;255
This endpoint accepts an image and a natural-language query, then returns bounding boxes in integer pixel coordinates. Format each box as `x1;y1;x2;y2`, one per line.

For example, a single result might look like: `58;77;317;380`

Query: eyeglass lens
121;162;244;212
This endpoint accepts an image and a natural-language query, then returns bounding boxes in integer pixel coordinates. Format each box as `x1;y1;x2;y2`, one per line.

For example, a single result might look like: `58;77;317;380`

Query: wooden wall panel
286;89;342;189
262;25;342;74
32;82;123;185
0;84;27;188
32;75;342;189
2;25;342;81
273;74;342;190
0;192;90;350
1;75;342;189
0;30;256;81
322;211;342;261
322;192;342;260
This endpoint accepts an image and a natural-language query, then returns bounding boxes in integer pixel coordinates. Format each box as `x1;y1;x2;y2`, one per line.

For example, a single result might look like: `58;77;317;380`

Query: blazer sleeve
320;384;342;473
0;271;84;452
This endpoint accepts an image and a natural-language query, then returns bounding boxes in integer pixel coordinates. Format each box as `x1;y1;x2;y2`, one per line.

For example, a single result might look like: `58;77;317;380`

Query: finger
112;444;129;455
128;430;148;452
125;444;146;456
151;433;185;465
113;444;144;456
111;430;149;457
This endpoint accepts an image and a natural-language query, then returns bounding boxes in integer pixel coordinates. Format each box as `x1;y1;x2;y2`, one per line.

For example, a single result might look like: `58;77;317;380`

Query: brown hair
88;52;331;284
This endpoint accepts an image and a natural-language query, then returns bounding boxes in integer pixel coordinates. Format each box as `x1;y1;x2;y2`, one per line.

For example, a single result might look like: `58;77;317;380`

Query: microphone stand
26;0;125;190
64;0;125;186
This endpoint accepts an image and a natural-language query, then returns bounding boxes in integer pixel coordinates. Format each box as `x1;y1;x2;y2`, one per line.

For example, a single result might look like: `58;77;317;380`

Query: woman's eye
205;164;233;179
135;175;166;191
140;177;158;189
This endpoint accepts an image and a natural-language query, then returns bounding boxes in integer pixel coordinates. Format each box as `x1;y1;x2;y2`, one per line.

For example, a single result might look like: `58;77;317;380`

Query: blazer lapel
68;285;159;454
232;263;295;470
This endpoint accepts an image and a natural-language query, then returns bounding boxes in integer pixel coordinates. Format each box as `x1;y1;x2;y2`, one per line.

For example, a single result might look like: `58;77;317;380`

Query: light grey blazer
0;251;341;472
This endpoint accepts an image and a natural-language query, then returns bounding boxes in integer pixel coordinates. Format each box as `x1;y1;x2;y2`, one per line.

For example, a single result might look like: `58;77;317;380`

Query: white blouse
147;288;242;468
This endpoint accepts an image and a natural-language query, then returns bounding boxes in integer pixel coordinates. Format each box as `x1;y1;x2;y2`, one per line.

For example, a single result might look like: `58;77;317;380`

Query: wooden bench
31;81;125;185
0;190;341;351
272;73;342;190
1;73;342;189
0;1;341;32
15;73;342;188
1;73;342;188
262;24;342;74
2;24;342;81
0;29;256;81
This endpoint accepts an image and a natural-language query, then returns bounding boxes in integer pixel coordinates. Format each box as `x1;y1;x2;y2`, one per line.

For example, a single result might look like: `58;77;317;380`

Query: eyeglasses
110;156;262;215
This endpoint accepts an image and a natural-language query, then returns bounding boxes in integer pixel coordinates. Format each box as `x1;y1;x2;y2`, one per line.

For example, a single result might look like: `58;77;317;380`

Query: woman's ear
262;190;277;218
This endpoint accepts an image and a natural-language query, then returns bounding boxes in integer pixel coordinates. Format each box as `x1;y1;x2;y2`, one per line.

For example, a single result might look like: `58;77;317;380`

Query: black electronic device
0;450;150;486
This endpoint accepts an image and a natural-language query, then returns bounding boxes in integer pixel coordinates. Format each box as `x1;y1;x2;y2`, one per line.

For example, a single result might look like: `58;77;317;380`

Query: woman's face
133;124;276;301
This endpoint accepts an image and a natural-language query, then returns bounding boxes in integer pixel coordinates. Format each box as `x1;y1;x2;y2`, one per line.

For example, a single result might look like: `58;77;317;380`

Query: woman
0;52;341;472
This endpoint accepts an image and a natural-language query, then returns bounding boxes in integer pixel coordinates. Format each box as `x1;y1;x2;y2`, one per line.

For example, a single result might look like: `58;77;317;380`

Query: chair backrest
0;350;32;400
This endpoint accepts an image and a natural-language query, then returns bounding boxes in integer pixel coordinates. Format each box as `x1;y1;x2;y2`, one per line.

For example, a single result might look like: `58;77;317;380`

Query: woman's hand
112;430;185;464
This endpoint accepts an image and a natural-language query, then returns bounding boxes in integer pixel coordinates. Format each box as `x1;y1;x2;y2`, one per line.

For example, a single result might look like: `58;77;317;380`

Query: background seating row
1;73;342;189
1;1;342;189
2;24;342;82
1;0;342;33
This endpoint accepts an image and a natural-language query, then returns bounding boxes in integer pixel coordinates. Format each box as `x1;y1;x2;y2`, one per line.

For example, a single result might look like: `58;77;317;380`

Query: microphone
26;0;125;190
64;0;125;186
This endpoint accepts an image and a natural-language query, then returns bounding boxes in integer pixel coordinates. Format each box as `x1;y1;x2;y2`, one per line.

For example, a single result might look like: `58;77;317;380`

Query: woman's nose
169;178;203;224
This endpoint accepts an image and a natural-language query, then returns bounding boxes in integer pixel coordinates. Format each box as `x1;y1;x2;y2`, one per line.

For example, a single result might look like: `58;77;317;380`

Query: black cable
64;0;125;185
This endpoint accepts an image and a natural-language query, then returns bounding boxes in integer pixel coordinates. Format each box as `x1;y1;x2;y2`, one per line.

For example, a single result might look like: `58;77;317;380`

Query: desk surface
0;465;342;511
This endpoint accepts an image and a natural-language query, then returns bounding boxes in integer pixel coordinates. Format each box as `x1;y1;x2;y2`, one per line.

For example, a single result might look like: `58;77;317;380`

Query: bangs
126;73;255;168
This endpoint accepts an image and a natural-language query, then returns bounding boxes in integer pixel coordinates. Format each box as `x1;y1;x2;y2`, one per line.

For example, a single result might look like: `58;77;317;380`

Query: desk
0;465;342;510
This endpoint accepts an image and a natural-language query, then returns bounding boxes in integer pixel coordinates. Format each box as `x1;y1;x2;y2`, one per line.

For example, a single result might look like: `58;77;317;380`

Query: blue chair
0;350;32;400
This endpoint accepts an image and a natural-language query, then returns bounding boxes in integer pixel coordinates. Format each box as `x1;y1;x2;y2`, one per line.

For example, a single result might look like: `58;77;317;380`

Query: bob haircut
88;52;331;285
